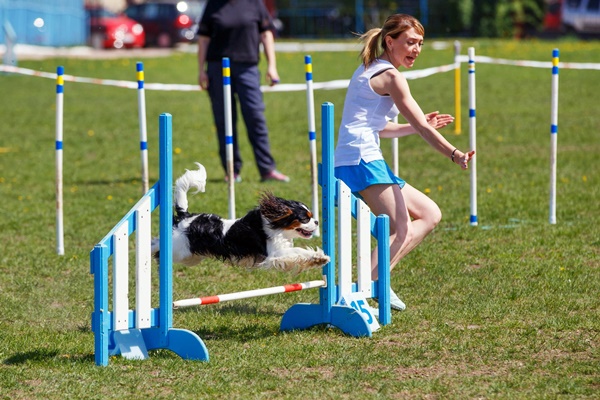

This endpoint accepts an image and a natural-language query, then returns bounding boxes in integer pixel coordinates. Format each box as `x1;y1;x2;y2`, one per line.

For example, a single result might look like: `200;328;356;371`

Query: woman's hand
454;150;476;170
426;111;454;130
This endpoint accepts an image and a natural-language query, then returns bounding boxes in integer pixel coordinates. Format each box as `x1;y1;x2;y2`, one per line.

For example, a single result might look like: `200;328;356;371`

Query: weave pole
304;55;320;236
391;116;399;176
222;57;235;219
549;48;559;225
136;62;149;194
454;40;461;135
55;66;65;256
468;47;478;226
174;280;326;308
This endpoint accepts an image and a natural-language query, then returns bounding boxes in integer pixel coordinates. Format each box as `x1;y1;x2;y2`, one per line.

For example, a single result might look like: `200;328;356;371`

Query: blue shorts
334;159;406;195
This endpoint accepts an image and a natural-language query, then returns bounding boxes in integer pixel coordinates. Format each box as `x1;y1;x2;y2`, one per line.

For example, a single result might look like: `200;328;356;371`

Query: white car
562;0;600;34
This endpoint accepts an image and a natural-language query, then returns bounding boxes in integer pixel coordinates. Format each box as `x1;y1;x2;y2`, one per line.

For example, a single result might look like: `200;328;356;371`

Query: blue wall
1;0;86;47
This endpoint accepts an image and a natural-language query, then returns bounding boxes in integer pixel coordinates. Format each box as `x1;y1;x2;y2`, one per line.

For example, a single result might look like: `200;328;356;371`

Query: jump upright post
90;113;209;366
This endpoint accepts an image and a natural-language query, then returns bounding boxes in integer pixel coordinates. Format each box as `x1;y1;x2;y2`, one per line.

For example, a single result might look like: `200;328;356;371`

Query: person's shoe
374;288;406;311
389;289;406;311
261;170;290;183
224;174;242;183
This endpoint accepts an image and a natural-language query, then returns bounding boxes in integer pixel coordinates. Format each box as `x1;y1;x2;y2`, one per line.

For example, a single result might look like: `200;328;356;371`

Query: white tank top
335;59;399;167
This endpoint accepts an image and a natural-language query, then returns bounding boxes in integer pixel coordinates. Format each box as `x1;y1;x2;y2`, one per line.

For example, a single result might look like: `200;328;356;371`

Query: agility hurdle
173;102;391;335
90;113;209;366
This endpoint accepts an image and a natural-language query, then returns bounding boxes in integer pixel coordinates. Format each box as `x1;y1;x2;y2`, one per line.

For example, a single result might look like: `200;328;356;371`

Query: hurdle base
103;327;210;364
280;303;372;337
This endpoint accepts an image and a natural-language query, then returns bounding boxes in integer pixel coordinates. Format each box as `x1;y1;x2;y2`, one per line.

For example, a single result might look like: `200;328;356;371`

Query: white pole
223;57;235;219
304;55;320;236
454;40;462;135
55;66;65;255
173;280;326;308
392;116;399;176
468;47;478;226
549;48;559;225
136;62;149;194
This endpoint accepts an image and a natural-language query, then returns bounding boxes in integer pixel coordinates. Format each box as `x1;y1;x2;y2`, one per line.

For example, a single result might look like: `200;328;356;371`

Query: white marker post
304;55;319;235
223;57;235;219
136;62;149;194
549;49;559;225
55;66;65;255
468;47;478;226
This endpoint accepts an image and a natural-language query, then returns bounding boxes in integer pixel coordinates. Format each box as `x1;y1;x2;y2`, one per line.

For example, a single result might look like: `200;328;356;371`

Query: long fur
151;163;329;272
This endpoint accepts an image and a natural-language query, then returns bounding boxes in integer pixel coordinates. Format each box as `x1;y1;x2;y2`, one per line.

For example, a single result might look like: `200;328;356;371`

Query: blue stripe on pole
551;124;558;134
225;136;233;145
468;69;475;73
136;62;143;72
469;109;476;117
306;72;312;81
552;66;559;75
140;141;148;150
470;215;478;224
552;49;559;58
223;76;230;85
56;141;63;150
309;130;316;141
305;55;311;63
138;81;144;89
56;66;64;93
222;57;230;68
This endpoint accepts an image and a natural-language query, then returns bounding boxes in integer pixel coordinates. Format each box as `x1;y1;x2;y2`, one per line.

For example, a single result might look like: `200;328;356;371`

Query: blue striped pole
136;62;149;194
304;55;319;236
222;57;235;219
549;49;559;224
56;66;65;255
468;47;478;226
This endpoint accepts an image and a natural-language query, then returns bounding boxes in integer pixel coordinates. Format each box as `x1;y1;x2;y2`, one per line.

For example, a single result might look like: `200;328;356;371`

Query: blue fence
1;0;86;47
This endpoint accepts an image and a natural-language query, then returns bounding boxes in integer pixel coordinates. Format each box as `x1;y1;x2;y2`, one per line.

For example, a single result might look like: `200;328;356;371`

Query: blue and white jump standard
90;113;209;366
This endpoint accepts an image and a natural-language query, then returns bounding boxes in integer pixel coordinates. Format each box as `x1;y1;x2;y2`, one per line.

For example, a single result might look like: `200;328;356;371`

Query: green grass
1;38;599;398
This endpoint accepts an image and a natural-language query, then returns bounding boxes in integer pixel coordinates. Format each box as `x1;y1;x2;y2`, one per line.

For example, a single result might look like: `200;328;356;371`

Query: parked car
562;0;600;34
86;6;145;49
543;0;600;35
124;1;205;48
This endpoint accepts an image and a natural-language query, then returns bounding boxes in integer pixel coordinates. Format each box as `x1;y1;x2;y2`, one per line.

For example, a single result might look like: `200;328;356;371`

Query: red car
87;6;145;49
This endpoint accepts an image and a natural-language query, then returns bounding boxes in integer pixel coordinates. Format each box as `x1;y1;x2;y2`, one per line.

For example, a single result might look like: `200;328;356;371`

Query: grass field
1;38;599;399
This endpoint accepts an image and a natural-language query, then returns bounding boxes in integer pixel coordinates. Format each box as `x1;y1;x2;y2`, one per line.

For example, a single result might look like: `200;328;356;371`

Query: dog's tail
174;162;206;216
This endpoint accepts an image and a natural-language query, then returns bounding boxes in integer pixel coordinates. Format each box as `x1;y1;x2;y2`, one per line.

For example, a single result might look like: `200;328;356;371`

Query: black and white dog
151;163;329;272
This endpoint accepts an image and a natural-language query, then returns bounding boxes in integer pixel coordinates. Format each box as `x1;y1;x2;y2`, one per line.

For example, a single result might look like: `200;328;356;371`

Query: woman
334;14;475;310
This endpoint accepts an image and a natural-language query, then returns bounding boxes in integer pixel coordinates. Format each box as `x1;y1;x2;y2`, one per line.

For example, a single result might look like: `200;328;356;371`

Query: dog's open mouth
296;228;314;238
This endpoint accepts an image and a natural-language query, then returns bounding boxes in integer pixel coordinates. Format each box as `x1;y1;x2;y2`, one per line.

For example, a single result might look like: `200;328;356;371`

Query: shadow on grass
3;349;94;365
177;302;316;342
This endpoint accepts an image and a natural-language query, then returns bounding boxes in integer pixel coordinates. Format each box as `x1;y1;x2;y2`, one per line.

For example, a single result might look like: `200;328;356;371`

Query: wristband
451;148;458;163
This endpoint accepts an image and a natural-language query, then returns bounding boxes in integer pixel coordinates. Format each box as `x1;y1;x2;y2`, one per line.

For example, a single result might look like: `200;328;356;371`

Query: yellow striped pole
454;41;461;135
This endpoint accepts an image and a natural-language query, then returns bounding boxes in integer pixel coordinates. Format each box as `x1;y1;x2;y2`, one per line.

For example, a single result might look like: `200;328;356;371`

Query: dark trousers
206;61;276;176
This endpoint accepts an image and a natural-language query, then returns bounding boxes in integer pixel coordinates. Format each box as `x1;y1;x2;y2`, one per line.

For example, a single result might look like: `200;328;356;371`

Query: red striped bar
173;280;326;308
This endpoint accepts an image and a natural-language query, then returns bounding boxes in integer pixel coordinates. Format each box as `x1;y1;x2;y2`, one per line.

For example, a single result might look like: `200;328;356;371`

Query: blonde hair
359;14;425;67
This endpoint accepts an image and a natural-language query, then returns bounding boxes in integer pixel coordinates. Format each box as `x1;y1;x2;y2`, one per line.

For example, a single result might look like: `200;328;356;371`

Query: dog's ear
259;192;292;221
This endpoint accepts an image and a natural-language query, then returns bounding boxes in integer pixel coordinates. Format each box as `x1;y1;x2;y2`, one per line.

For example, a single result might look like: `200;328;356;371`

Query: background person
197;0;289;183
334;14;475;310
